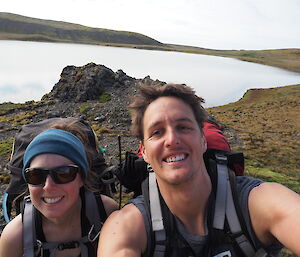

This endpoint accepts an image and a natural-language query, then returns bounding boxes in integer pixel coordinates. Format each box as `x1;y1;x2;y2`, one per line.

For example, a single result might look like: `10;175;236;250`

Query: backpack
2;117;113;223
141;151;269;257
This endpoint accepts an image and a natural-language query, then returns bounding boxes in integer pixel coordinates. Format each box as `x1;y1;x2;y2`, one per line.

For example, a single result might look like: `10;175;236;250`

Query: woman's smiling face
28;153;83;220
141;96;207;186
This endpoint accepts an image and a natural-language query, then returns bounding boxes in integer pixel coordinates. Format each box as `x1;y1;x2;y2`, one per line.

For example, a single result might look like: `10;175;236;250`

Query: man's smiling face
141;96;207;186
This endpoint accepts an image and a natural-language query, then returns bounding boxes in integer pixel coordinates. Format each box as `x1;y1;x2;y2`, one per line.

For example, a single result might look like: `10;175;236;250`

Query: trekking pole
118;135;122;209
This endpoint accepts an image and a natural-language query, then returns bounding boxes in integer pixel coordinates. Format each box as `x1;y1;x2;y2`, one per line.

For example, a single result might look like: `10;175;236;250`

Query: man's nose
165;128;179;147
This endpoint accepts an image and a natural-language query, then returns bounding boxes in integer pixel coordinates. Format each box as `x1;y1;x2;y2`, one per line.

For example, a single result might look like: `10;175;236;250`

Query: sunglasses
24;164;81;186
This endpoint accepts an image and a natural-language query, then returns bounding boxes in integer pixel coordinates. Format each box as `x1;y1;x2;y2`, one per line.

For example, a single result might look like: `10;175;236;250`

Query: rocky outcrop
44;63;135;102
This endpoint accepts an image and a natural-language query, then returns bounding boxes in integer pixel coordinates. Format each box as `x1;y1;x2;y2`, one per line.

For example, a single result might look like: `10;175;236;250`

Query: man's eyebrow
175;117;194;124
147;117;194;130
147;121;162;131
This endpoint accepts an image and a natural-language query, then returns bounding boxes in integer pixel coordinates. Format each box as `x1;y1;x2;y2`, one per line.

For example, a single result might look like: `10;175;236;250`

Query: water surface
0;41;299;107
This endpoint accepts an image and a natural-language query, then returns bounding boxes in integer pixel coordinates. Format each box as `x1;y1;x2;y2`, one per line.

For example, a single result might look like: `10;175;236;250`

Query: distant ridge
0;12;163;46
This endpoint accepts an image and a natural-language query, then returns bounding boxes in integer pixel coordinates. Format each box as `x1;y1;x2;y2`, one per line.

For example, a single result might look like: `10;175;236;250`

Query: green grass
245;159;300;193
0;138;13;161
0;102;24;115
78;104;91;114
99;92;111;103
0;111;37;124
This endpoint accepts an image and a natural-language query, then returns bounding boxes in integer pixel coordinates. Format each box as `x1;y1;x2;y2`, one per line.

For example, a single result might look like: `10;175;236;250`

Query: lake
0;40;299;107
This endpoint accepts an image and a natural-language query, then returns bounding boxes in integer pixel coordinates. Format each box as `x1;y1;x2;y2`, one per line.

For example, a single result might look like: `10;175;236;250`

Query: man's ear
141;142;149;163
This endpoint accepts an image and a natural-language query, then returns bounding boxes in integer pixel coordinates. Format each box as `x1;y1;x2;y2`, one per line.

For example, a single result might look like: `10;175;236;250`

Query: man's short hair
129;83;207;140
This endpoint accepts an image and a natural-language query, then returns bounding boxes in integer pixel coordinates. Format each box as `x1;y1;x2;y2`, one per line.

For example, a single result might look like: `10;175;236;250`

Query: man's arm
249;182;300;255
98;203;147;257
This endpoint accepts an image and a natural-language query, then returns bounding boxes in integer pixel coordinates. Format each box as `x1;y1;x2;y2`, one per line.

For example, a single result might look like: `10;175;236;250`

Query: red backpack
203;120;231;151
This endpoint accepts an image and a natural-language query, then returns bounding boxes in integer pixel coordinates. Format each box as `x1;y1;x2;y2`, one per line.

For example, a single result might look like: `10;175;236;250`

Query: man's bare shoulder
103;203;147;238
249;182;300;210
98;203;147;257
249;182;300;255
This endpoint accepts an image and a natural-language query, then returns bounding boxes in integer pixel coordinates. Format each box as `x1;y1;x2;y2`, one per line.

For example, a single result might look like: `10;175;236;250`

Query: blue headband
22;129;89;179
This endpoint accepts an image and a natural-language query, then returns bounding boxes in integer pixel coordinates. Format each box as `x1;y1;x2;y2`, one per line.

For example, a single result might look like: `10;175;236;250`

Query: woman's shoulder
100;194;119;216
0;214;23;257
1;214;23;240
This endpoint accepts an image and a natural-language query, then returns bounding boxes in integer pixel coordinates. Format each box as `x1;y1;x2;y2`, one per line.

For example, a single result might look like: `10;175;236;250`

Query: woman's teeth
43;197;62;204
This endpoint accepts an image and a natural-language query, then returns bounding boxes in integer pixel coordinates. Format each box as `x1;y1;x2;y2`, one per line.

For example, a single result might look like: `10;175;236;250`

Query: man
98;84;300;256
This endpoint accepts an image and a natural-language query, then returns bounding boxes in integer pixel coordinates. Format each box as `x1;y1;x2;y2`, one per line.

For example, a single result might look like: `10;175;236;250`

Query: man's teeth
43;197;62;204
165;154;186;163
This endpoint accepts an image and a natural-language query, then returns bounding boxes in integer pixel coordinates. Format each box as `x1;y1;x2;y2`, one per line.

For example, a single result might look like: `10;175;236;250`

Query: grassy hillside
208;84;300;193
0;12;162;46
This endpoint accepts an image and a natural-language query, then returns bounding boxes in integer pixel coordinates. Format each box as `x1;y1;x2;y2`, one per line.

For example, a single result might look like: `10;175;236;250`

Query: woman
0;120;118;257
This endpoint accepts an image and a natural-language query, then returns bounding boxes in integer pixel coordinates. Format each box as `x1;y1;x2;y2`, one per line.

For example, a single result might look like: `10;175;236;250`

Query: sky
1;0;300;50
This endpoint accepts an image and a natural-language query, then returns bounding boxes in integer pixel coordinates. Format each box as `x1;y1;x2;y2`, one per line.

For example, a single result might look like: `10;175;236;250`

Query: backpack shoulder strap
84;190;106;242
212;153;268;257
212;153;228;230
149;172;167;257
22;196;39;257
142;173;167;257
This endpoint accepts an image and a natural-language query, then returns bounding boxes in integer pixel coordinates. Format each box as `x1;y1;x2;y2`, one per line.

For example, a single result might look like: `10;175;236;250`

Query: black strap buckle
57;241;80;251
